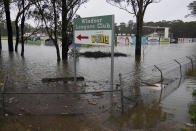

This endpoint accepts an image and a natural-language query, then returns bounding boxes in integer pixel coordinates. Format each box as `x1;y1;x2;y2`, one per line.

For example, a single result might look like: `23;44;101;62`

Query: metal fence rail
0;56;196;115
118;56;196;113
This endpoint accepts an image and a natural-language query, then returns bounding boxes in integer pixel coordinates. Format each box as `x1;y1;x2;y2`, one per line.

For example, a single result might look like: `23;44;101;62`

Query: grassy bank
187;69;196;77
188;69;196;122
2;37;8;40
1;37;16;40
189;103;196;121
1;37;46;41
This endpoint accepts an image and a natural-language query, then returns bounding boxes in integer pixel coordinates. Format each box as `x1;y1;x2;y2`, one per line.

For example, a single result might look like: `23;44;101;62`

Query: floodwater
0;40;196;130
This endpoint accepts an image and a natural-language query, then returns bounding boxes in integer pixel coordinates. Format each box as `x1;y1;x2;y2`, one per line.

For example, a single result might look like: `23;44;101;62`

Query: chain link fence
0;56;196;115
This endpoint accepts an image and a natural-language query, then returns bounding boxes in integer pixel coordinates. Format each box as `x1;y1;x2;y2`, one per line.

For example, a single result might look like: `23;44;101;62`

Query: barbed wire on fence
0;55;196;115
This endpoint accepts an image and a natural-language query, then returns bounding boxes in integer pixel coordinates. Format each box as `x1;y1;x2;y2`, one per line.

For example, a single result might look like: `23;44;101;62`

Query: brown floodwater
0;41;196;130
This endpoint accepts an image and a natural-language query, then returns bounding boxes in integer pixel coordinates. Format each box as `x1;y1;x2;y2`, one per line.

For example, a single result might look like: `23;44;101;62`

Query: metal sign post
73;21;77;85
74;43;77;84
73;15;114;87
111;15;114;89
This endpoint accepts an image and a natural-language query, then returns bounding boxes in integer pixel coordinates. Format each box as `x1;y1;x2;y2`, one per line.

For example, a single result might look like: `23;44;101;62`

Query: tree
0;2;4;50
188;1;196;17
34;0;61;60
20;0;25;56
34;0;87;60
142;20;196;38
61;0;87;60
119;22;127;34
3;0;14;52
114;23;120;35
14;0;32;52
107;0;160;58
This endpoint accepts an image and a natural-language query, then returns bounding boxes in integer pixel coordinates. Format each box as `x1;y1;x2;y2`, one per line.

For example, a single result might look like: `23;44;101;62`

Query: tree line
0;22;34;36
0;0;87;60
115;20;196;38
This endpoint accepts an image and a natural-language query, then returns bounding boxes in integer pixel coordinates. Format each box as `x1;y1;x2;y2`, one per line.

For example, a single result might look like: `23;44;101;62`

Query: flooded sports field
0;41;196;130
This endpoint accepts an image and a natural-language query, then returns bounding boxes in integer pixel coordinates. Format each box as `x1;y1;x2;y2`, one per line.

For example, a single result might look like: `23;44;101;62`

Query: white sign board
73;15;114;46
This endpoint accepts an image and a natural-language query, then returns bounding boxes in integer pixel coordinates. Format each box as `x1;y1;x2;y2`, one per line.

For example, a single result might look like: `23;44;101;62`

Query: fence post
174;59;182;77
186;56;194;70
154;65;164;101
119;73;124;114
1;76;7;115
154;65;163;82
1;83;3;115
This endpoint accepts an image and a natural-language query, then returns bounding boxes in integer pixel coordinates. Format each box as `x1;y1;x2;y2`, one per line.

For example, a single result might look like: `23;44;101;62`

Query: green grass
190;104;196;109
181;128;187;131
187;69;196;77
189;110;196;121
27;40;41;45
189;103;196;121
193;90;196;96
1;37;16;40
1;37;8;40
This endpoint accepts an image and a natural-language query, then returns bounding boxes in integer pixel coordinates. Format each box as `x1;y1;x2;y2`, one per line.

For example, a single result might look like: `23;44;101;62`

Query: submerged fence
118;55;196;112
120;55;196;86
0;56;196;115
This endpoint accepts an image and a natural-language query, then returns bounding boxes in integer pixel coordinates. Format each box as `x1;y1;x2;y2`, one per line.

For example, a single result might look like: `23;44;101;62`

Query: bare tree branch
106;0;135;14
143;0;152;16
106;0;160;57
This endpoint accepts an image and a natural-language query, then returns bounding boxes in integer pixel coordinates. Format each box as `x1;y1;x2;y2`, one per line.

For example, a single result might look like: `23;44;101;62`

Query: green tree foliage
188;1;196;16
115;20;135;35
115;20;196;38
144;20;196;38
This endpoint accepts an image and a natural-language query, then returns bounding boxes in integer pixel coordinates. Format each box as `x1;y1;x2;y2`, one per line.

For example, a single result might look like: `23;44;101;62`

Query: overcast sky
77;0;195;24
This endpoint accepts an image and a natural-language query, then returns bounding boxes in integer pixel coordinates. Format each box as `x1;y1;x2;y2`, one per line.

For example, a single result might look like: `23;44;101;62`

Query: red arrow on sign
77;34;89;40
